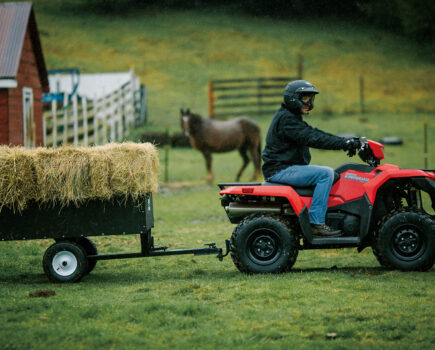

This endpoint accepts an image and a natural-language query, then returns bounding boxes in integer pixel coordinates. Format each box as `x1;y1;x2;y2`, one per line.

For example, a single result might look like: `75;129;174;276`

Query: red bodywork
220;165;435;215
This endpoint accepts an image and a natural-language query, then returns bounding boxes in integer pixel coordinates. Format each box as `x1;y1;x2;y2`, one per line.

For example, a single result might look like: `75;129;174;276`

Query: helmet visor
300;93;316;105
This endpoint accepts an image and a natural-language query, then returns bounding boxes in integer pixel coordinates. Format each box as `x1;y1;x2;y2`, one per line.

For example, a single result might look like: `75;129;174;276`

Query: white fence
43;74;146;147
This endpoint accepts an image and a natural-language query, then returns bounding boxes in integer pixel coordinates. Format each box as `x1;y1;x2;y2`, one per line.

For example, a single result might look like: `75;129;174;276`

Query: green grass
30;2;434;131
1;3;434;349
0;111;434;349
1;186;434;349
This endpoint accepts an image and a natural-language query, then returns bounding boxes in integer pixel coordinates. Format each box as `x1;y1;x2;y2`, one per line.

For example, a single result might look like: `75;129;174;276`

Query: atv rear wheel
373;210;434;271
230;214;298;274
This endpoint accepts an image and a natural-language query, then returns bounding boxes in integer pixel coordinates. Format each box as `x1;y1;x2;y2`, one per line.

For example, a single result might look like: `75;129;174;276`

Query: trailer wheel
373;210;434;271
231;214;298;274
77;237;98;274
43;241;88;283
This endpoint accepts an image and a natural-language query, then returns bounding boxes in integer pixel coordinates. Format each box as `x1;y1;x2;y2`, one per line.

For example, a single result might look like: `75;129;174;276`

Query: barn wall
8;28;44;146
0;89;8;144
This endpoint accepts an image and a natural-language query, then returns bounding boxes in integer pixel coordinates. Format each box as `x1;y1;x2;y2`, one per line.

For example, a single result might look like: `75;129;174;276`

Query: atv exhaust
225;202;282;217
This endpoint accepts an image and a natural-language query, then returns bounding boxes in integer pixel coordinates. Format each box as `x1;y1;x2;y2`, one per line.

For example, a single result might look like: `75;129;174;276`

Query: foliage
33;0;434;41
356;0;435;40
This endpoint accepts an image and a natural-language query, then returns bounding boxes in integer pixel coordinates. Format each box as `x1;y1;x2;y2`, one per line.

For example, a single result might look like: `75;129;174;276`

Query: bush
140;132;191;148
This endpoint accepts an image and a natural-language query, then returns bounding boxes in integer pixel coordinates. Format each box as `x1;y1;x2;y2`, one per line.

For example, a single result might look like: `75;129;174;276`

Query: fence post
360;76;365;113
72;93;78;146
139;85;147;125
164;124;169;183
63;93;68;145
257;78;262;116
424;116;428;169
51;99;57;147
298;54;304;79
82;96;88;146
208;82;214;118
93;94;99;145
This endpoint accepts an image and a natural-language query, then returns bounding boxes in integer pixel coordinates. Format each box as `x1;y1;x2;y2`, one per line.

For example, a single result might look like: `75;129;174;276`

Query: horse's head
180;108;193;136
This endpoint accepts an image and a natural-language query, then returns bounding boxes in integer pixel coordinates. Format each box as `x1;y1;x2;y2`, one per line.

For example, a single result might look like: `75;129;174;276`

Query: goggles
300;94;315;105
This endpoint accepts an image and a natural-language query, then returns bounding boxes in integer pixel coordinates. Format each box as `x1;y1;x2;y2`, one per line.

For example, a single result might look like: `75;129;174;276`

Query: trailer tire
231;214;298;274
77;237;98;274
43;241;88;283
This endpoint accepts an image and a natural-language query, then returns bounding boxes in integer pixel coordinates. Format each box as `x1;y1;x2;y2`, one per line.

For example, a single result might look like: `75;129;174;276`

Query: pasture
1;111;434;349
1;3;434;349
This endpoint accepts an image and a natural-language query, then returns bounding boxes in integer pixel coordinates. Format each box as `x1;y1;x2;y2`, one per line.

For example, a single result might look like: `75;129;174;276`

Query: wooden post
164;124;169;183
51;99;57;147
63;93;68;145
298;54;303;79
257;78;262;116
93;94;99;145
82;96;88;146
360;76;365;113
72;93;78;146
424;116;428;169
208;82;214;118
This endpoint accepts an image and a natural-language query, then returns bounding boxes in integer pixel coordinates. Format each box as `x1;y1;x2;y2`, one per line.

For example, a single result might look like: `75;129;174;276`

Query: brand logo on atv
344;173;370;183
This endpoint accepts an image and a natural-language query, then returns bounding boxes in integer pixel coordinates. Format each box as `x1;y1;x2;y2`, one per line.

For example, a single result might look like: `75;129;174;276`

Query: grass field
32;2;434;131
0;111;433;349
1;2;434;349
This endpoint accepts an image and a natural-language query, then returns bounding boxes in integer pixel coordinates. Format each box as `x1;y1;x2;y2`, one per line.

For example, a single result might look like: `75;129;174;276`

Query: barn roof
0;2;49;91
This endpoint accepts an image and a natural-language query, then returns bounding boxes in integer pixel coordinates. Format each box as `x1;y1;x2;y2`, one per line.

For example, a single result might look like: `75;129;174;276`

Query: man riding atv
262;80;360;237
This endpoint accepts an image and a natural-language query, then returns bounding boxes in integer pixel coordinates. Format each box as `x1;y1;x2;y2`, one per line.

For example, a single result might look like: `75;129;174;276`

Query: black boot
311;224;342;237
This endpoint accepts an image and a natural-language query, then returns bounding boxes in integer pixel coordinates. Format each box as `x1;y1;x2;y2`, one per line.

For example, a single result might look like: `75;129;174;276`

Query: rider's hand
344;137;361;157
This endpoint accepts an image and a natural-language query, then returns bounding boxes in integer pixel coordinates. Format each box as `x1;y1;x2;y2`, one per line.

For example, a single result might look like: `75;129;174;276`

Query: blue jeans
268;165;334;225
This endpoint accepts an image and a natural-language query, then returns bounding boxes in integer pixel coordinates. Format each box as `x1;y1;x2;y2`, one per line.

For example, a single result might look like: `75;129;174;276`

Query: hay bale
0;143;159;213
0;146;37;212
33;147;92;206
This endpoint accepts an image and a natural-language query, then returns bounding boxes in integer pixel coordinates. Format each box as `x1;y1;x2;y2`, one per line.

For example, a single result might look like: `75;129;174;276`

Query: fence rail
208;76;300;118
43;74;146;147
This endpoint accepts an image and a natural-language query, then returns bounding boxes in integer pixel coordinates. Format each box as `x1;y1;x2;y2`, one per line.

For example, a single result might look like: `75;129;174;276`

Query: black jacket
261;105;347;179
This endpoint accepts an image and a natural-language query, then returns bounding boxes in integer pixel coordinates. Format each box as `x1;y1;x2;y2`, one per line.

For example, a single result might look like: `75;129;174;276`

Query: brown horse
180;109;261;183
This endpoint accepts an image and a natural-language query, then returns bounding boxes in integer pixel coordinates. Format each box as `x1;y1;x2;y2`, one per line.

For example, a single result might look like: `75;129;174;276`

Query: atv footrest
311;237;361;245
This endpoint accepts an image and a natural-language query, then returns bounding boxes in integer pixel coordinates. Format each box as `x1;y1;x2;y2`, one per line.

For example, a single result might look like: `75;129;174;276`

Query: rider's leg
268;165;340;236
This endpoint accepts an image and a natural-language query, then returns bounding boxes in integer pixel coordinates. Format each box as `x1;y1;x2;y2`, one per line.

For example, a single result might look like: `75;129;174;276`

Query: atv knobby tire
230;214;298;274
373;210;434;271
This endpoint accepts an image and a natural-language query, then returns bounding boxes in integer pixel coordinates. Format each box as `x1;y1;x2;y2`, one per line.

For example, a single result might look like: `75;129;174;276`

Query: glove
344;137;361;157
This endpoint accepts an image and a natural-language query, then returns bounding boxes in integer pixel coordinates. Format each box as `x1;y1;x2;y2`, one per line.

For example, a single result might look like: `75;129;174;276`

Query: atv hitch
216;239;231;261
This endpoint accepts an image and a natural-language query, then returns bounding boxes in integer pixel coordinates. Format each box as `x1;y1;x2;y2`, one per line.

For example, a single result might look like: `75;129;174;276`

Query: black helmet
283;80;319;112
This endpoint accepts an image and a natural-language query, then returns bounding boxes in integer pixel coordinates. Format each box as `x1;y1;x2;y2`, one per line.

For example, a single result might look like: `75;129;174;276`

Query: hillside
32;4;434;131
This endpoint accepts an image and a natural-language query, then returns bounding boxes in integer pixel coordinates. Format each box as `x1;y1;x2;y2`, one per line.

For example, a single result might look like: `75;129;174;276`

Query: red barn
0;2;49;147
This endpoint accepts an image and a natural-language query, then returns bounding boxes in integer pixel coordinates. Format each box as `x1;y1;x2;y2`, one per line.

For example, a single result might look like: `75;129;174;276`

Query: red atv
219;138;435;273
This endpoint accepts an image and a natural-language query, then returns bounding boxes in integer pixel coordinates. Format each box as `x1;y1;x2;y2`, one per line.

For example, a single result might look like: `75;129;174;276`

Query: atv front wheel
373;210;434;271
230;214;298;274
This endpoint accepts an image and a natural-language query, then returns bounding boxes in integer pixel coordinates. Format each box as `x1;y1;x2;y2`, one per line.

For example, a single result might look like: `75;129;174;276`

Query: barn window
22;87;35;147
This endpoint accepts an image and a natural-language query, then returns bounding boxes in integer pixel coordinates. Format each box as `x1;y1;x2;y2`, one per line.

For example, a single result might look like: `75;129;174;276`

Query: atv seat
262;171;340;197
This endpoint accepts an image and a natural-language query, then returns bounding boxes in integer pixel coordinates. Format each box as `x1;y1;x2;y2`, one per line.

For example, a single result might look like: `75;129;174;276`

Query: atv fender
219;185;314;240
364;164;435;204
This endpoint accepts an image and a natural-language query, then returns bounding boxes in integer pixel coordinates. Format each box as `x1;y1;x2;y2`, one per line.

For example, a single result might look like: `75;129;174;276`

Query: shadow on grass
0;265;394;286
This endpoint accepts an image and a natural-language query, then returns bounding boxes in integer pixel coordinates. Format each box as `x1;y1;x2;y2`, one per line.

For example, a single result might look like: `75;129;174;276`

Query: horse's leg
204;152;213;184
236;147;250;182
249;141;261;181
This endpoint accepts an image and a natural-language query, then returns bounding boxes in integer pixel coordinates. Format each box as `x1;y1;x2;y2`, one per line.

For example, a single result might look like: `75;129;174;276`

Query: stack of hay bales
0;143;159;213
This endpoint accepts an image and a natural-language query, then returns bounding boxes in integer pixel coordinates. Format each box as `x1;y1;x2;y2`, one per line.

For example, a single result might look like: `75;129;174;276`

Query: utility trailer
0;195;229;283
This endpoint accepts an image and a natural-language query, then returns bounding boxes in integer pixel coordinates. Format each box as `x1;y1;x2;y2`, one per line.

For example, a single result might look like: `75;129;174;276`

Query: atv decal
344;173;370;183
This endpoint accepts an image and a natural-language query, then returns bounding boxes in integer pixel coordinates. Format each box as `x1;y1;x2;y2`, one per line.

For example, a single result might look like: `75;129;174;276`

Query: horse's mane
187;112;209;135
